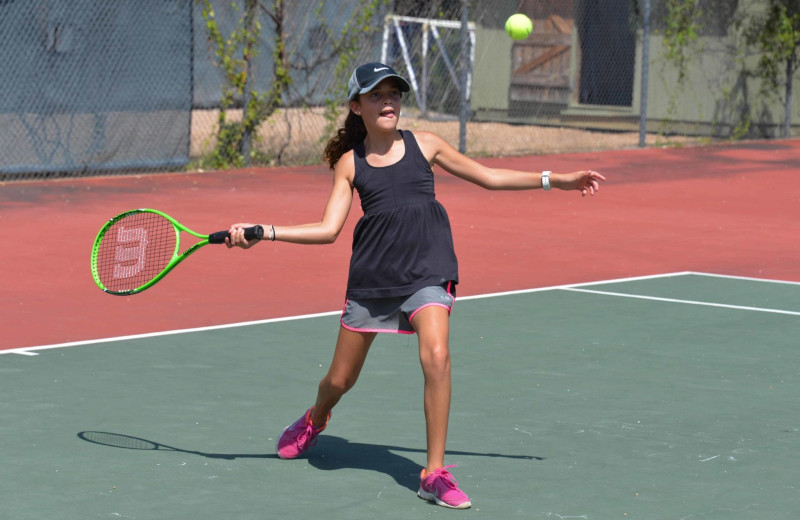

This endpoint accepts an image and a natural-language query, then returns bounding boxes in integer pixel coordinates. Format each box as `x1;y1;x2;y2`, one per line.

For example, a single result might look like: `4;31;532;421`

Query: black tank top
346;130;458;299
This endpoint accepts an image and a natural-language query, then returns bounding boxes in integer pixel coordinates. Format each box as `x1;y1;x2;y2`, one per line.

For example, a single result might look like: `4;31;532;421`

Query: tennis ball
505;14;533;41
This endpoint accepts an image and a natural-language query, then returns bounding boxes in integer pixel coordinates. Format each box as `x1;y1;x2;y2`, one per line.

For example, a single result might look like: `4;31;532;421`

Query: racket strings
95;212;176;293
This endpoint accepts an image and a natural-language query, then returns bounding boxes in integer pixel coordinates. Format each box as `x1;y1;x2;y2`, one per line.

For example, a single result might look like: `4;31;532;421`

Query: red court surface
2;140;798;351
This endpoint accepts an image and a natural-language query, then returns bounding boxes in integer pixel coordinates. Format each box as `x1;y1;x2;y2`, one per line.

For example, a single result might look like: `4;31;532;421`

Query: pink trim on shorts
339;282;456;335
407;281;455;323
339;299;416;335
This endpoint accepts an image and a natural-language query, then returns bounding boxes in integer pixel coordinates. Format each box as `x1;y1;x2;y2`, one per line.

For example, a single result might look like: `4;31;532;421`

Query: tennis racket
90;208;263;295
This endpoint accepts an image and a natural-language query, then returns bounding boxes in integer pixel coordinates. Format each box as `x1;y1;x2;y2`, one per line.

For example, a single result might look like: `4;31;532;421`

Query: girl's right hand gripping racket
90;209;263;295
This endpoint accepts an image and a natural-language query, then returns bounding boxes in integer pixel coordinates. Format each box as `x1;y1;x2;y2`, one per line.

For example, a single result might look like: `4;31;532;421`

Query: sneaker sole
417;488;471;509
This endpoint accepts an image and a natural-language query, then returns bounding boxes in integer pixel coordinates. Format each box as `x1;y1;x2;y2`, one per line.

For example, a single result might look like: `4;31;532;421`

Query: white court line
561;287;800;316
3;272;690;356
682;271;800;286
0;311;340;357
3;271;796;355
457;271;693;300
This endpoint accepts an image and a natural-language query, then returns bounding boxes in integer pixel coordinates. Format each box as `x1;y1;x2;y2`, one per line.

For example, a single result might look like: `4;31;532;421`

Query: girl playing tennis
226;62;605;509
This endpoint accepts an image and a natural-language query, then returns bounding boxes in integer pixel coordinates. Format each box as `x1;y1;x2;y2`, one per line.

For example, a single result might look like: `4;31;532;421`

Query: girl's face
350;78;403;131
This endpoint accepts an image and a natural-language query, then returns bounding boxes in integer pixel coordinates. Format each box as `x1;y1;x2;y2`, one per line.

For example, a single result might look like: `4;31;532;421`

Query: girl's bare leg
412;306;452;472
310;326;377;427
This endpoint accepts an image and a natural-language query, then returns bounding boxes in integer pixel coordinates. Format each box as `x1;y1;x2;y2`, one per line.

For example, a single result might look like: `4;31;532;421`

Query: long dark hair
323;110;367;169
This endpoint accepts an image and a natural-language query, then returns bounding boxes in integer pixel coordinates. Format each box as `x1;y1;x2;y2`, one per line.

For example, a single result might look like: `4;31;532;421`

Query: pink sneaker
275;407;330;460
417;464;472;509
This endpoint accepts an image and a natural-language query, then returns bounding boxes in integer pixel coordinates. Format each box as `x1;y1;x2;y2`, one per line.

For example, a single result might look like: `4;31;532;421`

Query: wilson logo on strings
113;226;148;279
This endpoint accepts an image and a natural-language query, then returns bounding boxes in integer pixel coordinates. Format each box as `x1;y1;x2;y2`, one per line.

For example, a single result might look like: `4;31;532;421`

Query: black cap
347;62;411;101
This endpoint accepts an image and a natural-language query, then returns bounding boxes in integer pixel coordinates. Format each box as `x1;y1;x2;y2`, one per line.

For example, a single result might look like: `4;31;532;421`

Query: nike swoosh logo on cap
373;67;389;72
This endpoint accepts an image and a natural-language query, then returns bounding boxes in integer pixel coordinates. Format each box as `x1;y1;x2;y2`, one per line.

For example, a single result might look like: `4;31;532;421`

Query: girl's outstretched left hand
555;170;606;197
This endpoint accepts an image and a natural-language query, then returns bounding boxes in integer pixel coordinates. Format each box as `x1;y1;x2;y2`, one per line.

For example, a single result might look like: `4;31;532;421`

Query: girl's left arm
415;131;605;196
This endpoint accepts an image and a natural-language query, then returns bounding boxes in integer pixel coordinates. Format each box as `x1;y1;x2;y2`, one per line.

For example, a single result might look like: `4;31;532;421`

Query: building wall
468;0;800;137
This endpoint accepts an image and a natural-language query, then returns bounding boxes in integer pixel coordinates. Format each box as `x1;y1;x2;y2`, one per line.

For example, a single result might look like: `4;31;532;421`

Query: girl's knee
321;373;358;396
419;341;451;374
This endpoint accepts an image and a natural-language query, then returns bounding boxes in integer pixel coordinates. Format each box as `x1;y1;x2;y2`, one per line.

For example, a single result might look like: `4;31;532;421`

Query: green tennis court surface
3;272;798;519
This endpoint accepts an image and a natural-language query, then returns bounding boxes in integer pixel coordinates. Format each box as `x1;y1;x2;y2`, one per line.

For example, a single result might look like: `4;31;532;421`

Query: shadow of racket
78;431;278;460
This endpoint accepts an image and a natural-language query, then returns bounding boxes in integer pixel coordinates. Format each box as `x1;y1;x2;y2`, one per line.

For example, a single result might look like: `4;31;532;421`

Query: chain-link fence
0;1;193;178
2;0;798;180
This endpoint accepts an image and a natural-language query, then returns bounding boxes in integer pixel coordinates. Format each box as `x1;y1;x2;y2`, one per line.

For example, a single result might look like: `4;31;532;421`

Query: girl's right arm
226;151;355;248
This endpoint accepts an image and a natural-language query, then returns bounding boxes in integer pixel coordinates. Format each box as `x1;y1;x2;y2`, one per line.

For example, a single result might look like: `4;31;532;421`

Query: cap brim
351;75;411;100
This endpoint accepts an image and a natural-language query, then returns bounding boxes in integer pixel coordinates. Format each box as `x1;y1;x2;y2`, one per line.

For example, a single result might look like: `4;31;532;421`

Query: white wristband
542;171;551;191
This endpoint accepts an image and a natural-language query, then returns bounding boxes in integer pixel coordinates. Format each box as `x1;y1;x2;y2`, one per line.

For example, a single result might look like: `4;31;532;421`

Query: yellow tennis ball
505;14;533;41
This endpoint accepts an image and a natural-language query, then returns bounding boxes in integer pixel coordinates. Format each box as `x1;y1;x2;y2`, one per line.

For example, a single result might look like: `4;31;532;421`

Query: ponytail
323;110;367;169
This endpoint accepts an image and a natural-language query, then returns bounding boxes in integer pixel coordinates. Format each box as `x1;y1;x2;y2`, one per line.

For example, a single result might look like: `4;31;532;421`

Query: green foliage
662;0;704;84
739;0;800;136
742;0;800;94
719;82;753;140
194;0;389;168
197;0;289;169
658;0;800;139
656;0;705;138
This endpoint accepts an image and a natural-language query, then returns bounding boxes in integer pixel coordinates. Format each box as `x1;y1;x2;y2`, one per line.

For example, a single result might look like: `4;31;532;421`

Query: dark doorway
575;0;636;106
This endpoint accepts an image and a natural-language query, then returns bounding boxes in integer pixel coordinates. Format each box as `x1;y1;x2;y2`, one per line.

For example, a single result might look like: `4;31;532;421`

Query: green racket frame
91;208;262;295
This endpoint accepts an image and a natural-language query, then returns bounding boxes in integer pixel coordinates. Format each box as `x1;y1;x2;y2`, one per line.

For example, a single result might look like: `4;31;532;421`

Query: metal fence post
459;0;469;154
639;0;650;147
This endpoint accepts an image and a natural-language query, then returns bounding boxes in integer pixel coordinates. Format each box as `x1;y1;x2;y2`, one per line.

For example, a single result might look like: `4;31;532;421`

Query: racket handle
208;225;264;244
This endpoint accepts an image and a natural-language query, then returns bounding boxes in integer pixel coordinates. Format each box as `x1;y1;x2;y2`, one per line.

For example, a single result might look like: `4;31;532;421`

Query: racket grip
208;225;264;244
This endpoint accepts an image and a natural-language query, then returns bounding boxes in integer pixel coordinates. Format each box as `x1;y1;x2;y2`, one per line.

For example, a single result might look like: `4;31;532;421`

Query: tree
199;0;388;168
199;0;290;168
742;0;800;137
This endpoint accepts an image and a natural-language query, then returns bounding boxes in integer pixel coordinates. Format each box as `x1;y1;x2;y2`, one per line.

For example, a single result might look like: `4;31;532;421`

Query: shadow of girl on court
307;435;543;492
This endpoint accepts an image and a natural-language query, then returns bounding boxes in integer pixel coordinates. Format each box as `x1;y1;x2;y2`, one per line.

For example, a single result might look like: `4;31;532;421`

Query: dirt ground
190;107;699;167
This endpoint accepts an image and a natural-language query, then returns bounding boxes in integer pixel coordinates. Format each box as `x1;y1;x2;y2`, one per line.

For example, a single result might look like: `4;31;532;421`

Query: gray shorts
341;283;456;334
